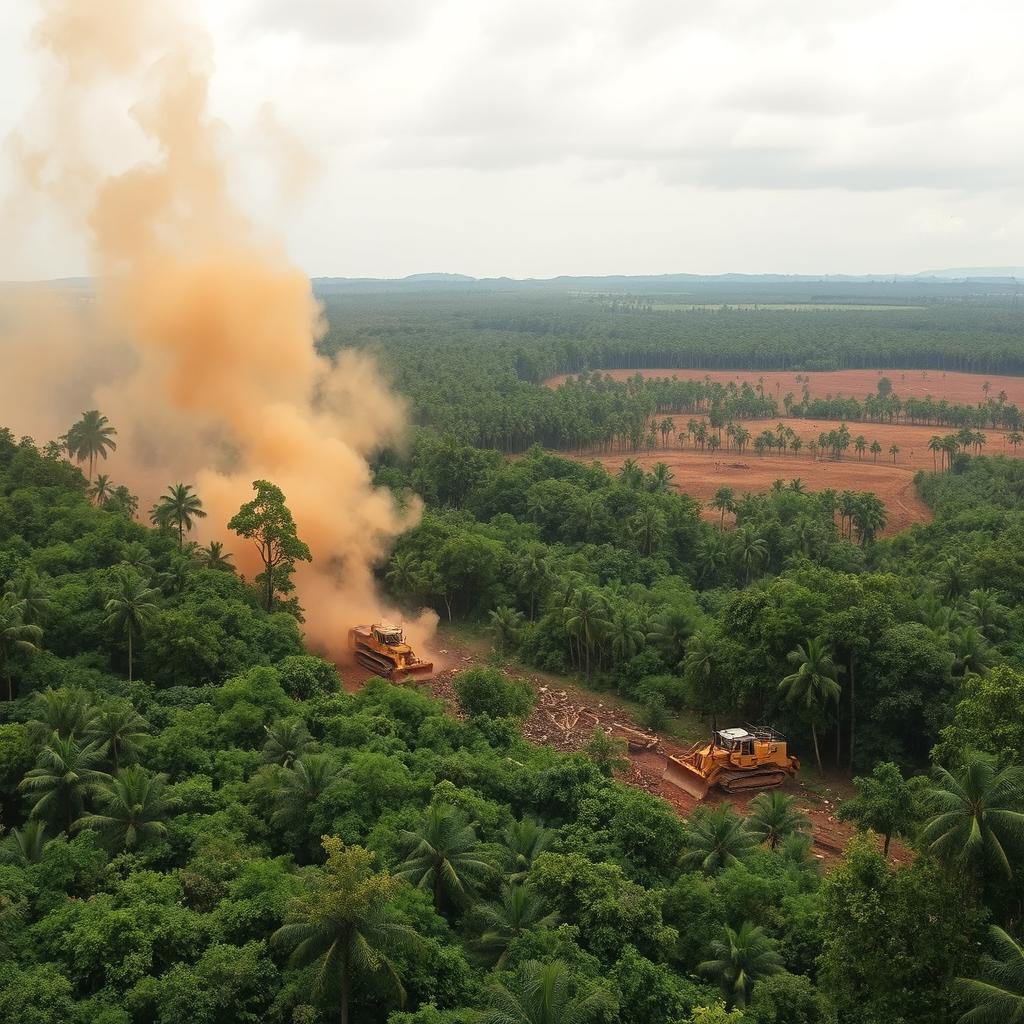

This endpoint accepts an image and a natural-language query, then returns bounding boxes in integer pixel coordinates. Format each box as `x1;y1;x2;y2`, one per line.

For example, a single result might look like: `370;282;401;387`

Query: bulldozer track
718;768;789;793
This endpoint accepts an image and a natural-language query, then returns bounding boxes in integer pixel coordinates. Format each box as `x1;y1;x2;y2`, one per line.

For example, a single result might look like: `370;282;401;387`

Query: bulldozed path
402;641;912;867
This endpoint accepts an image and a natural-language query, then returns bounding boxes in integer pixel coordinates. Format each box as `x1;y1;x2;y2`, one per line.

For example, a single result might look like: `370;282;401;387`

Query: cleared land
546;366;1024;405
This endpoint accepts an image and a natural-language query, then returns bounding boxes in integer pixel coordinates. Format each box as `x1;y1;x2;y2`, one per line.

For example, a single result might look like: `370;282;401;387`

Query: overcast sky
3;0;1024;279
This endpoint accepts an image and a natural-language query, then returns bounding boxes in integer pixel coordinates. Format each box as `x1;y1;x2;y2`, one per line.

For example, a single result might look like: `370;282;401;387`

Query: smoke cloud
1;0;437;660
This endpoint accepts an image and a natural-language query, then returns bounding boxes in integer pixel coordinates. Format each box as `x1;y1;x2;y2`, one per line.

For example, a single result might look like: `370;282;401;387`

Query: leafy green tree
504;817;555;883
453;667;533;720
228;479;312;612
19;736;109;833
67;409;117;480
396;804;492;913
745;972;836;1024
85;700;150;770
837;761;916;857
680;804;757;875
470;884;559;967
0;593;43;701
262;718;312;767
746;792;809;851
273;838;418;1024
935;665;1024;768
779;637;842;773
955;926;1024;1024
478;959;615;1024
74;766;169;851
104;569;160;681
920;752;1024;882
584;728;629;778
698;921;783;1008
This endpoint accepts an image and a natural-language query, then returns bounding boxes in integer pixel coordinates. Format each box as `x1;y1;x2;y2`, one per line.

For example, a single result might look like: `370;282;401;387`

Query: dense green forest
2;286;1024;1023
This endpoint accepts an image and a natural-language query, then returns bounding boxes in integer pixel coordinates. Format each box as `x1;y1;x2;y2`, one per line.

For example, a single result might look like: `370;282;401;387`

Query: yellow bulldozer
663;726;799;800
349;623;434;684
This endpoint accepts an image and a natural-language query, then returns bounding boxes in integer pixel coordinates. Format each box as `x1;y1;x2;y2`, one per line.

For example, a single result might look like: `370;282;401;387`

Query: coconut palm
920;752;1024;882
680;804;757;875
89;473;114;506
396;803;493;913
28;687;96;742
870;440;882;462
955;925;1024;1024
74;766;169;851
19;736;110;833
698;922;784;1008
197;540;235;571
616;458;644;489
746;791;810;850
272;838;419;1024
779;637;842;773
504;817;555;883
629;504;668;556
647;607;694;669
489;605;525;657
470;885;560;967
478;959;614;1024
104;570;160;682
271;753;340;830
564;587;610;680
732;525;769;584
152;483;207;546
889;444;900;462
262;718;312;767
67;410;117;481
607;607;646;666
85;701;150;770
120;541;156;578
0;593;43;701
5;569;53;627
711;486;736;530
969;588;1008;641
0;819;49;865
648;462;675;492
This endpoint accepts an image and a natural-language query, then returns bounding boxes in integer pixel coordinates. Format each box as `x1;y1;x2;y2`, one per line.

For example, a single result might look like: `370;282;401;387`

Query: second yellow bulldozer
663;726;799;800
349;623;434;684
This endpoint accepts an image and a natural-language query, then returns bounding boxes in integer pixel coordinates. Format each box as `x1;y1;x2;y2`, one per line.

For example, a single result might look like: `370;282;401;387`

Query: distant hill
917;267;1024;280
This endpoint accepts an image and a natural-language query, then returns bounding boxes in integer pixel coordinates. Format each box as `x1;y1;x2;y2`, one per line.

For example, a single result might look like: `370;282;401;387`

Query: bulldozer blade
663;756;710;800
391;662;434;685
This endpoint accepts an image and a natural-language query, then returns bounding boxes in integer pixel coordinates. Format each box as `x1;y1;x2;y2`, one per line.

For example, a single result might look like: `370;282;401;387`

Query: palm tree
262;718;312;767
607;608;646;666
19;736;110;833
89;473;114;506
85;701;150;770
732;525;768;584
470;885;559;967
711;486;735;530
617;458;644;489
516;546;550;622
564;588;611;680
680;804;757;875
746;791;809;850
889;444;900;463
28;687;96;742
629;505;668;556
104;570;160;682
920;753;1024;882
0;593;43;700
929;435;944;471
74;766;169;851
120;541;155;578
0;819;49;865
504;817;555;883
273;838;418;1024
397;805;492;914
272;753;340;830
648;462;675;492
647;608;694;668
478;959;614;1024
4;569;53;627
870;440;882;462
489;605;525;657
969;588;1007;641
152;483;207;546
698;922;784;1008
67;410;117;481
197;540;235;571
779;637;842;773
955;925;1024;1024
854;435;867;459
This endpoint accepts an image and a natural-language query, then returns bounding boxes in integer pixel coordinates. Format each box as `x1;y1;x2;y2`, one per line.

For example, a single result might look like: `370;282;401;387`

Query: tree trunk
5;667;12;702
883;832;891;858
847;652;856;772
811;722;822;773
340;953;351;1024
127;626;133;683
265;569;274;612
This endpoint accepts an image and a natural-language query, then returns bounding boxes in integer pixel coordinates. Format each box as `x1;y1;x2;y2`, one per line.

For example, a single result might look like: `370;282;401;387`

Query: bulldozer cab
715;728;757;766
373;624;405;646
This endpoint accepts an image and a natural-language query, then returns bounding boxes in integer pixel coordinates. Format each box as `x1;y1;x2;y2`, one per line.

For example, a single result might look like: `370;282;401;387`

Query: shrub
452;668;533;720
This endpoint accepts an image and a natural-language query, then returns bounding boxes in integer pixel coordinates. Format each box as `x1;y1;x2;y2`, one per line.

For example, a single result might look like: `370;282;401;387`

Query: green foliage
935;665;1024;768
453;667;534;720
836;761;916;856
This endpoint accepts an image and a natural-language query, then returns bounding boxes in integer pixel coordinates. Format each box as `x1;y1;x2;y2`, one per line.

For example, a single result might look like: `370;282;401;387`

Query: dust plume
2;0;437;659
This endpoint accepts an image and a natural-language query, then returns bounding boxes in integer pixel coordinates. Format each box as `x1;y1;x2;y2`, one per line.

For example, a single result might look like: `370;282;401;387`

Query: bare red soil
547;366;1024;406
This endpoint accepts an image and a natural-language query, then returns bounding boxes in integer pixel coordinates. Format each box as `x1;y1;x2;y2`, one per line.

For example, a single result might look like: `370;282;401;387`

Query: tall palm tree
5;569;53;627
648;462;674;493
89;473;114;506
272;753;340;830
608;607;646;666
779;637;842;773
262;718;312;767
0;593;43;701
955;925;1024;1024
617;458;644;489
272;839;419;1024
67;410;117;481
628;505;668;556
0;819;49;865
396;804;493;913
104;570;160;682
920;753;1024;882
732;525;768;584
471;885;560;967
564;588;611;680
196;540;235;571
504;817;555;883
479;959;614;1024
746;791;810;850
74;766;169;851
85;701;150;770
698;922;784;1008
680;804;757;875
28;687;96;742
152;483;207;546
120;541;156;578
647;608;694;669
19;736;110;833
711;486;735;530
489;605;525;657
